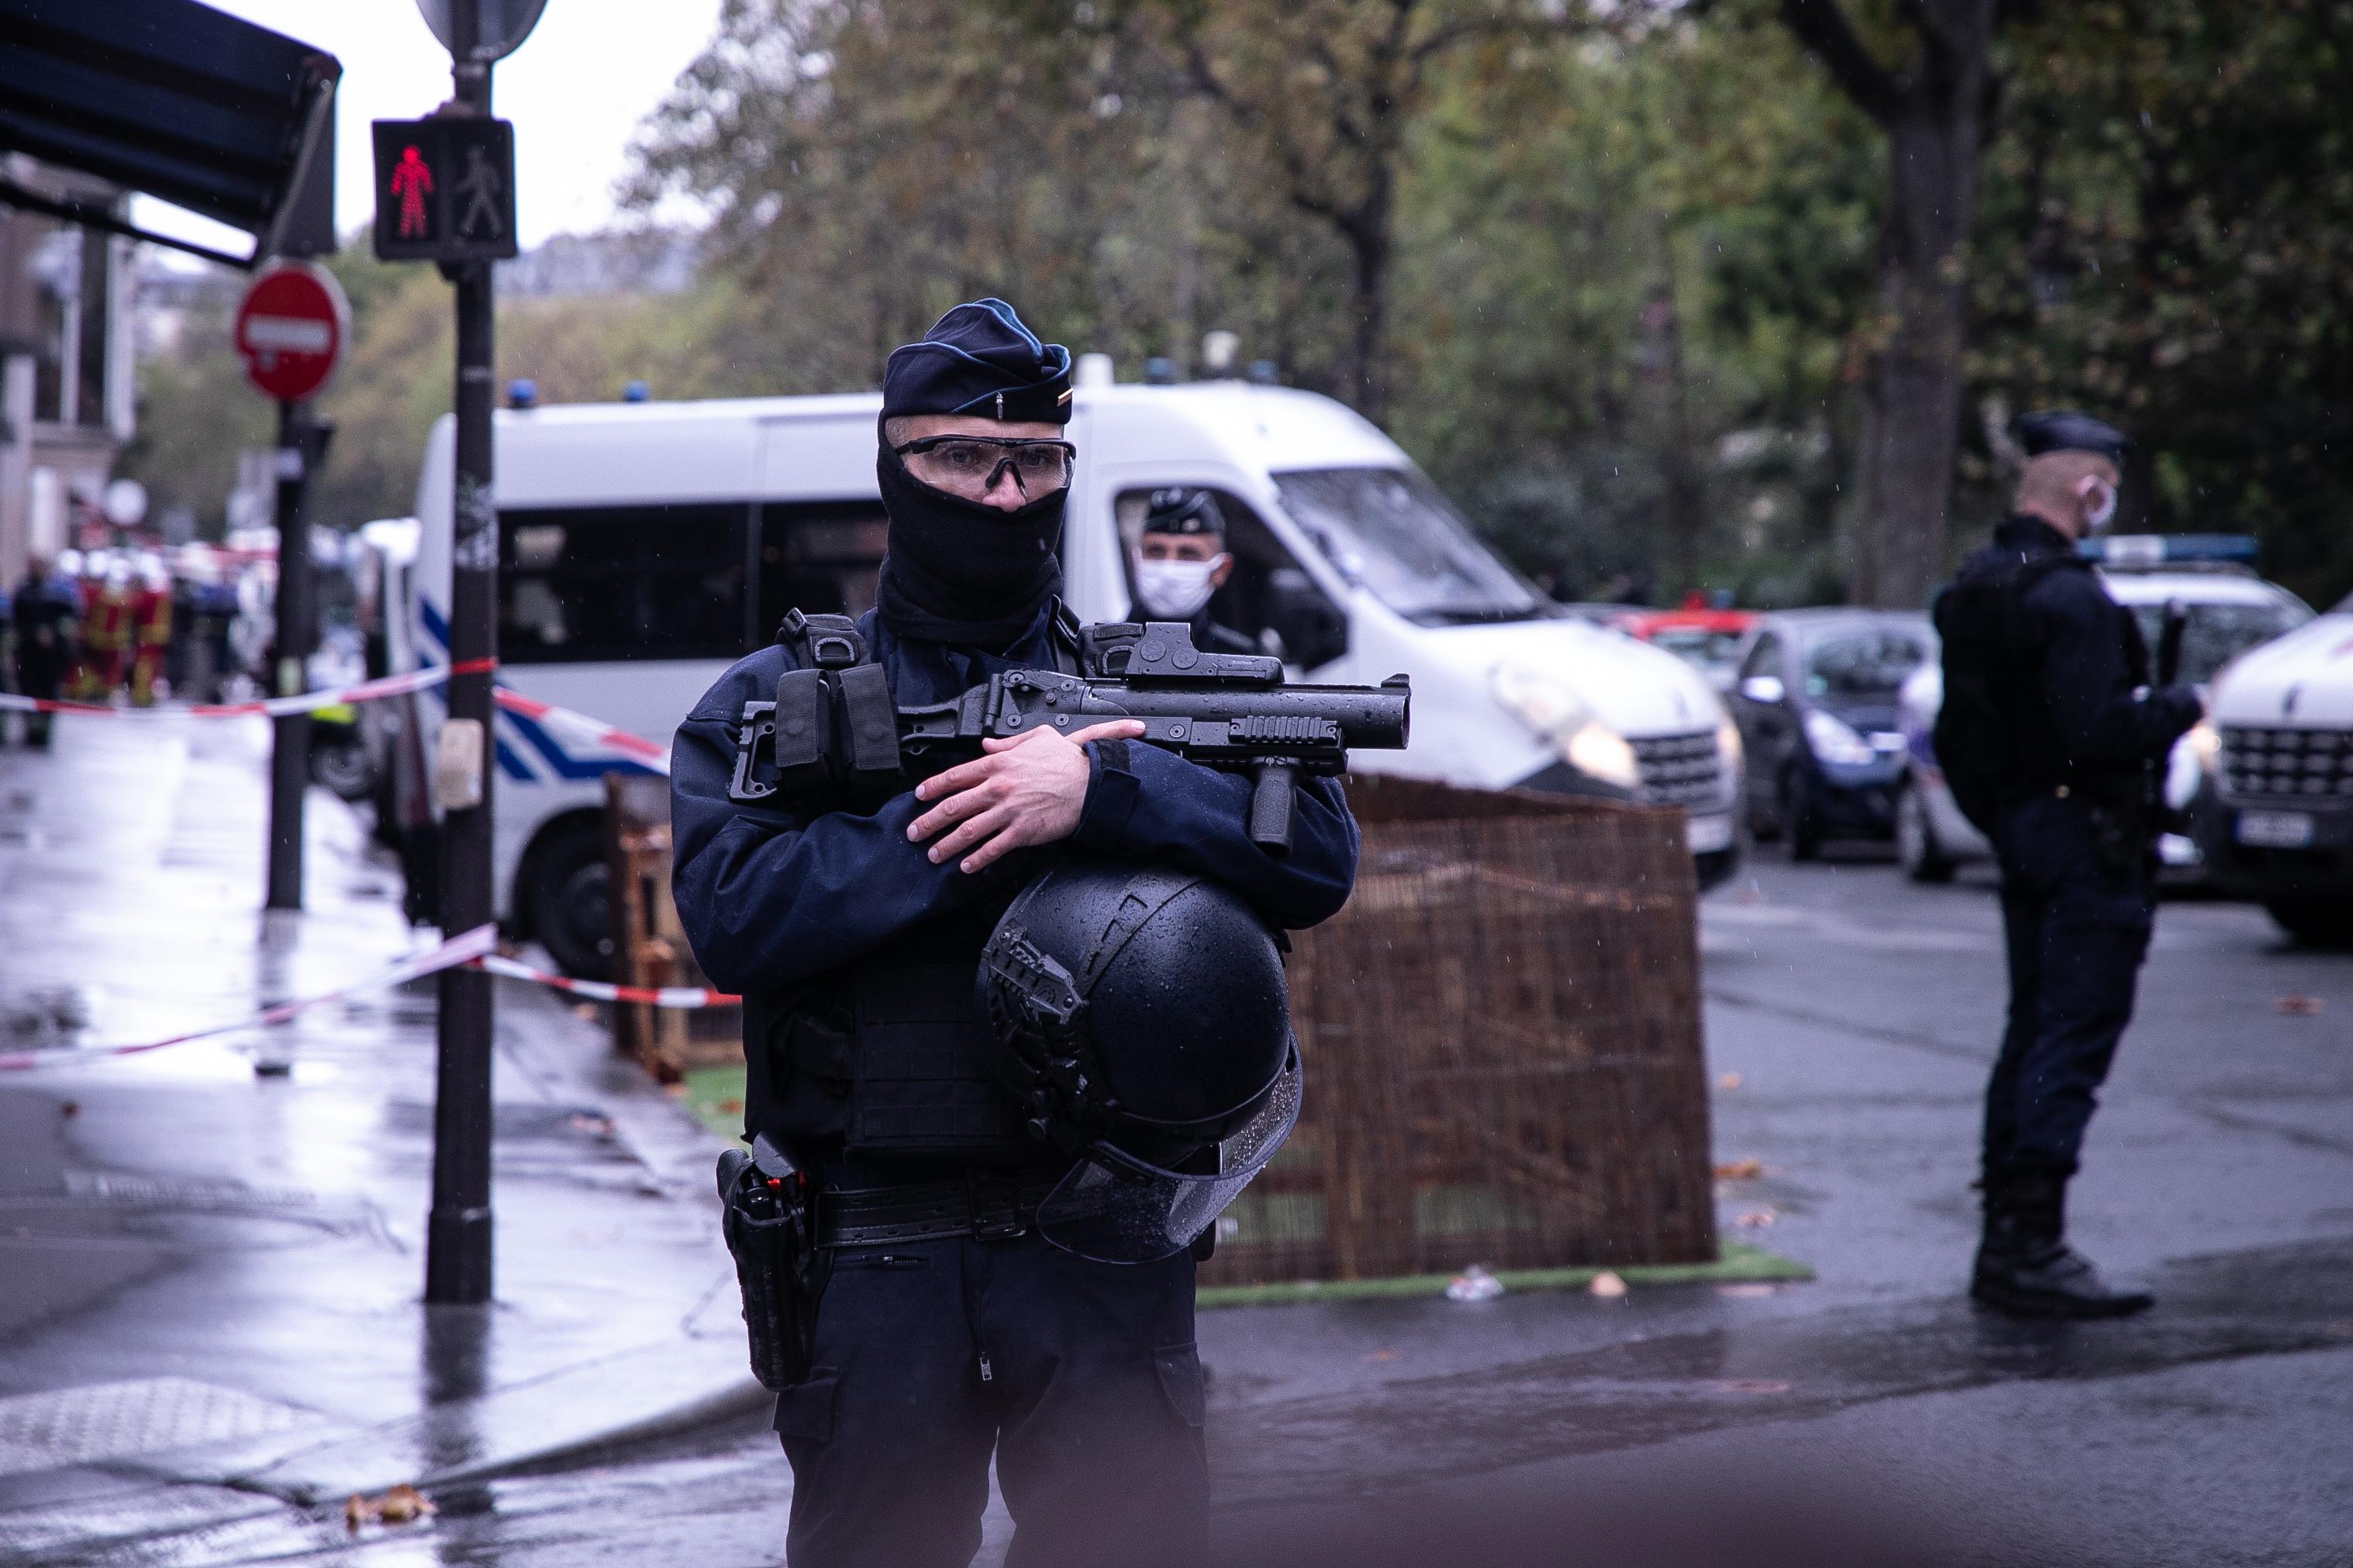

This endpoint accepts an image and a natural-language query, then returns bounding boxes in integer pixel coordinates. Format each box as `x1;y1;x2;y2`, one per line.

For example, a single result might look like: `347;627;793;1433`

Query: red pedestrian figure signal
391;145;434;238
371;119;518;263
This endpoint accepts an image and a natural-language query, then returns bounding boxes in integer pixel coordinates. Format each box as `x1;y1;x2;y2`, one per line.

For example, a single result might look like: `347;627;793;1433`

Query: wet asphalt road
98;848;2348;1568
5;721;2349;1566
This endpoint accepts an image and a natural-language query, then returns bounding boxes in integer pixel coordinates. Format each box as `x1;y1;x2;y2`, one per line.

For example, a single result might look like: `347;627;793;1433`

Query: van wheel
1896;782;1954;884
526;822;613;980
2264;899;2353;949
1782;768;1822;861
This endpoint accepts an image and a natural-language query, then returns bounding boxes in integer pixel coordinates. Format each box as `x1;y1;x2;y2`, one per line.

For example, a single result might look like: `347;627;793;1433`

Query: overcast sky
135;0;725;257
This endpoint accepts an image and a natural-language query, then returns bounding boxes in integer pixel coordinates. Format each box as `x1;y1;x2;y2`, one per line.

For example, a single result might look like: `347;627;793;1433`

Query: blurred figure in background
10;557;76;748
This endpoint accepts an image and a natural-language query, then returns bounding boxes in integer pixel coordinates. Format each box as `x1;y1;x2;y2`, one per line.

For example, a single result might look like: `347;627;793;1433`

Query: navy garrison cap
2013;408;2127;464
1142;488;1223;537
882;298;1073;427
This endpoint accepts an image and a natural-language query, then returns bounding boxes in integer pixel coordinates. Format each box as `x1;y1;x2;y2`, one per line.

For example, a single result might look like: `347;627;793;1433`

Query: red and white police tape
0;923;740;1072
0;923;498;1072
474;953;737;1008
2;657;673;774
0;659;492;718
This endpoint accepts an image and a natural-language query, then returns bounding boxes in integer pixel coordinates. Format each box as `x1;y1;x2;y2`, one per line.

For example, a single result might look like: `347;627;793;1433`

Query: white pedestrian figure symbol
454;146;503;240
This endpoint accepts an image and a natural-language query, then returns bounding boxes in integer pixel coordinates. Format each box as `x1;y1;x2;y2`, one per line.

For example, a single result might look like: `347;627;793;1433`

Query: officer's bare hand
907;720;1147;873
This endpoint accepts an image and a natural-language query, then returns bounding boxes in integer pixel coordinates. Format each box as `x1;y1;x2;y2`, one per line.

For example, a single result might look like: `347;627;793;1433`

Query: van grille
2220;725;2353;801
1632;730;1725;808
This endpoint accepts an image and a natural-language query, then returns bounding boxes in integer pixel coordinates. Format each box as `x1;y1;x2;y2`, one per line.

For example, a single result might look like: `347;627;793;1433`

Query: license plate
2237;809;2315;849
1687;814;1734;854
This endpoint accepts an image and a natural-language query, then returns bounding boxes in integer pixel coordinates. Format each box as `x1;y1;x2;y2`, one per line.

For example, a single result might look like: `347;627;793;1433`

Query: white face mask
1133;554;1226;619
2078;474;2118;536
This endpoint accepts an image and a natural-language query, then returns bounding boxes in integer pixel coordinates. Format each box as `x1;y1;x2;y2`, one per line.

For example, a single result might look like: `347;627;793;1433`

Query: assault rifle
729;620;1409;853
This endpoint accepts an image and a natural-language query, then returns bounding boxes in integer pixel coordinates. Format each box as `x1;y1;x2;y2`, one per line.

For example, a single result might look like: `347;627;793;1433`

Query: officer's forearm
1072;740;1358;929
674;791;1006;991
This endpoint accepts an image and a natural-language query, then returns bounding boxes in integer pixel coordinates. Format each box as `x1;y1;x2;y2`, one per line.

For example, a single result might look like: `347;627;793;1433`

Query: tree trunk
1850;91;1985;606
1344;177;1395;426
1778;0;1996;607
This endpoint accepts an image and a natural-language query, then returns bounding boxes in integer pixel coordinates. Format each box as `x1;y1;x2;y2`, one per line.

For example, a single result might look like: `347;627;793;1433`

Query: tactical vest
741;608;1088;1168
1934;539;2158;835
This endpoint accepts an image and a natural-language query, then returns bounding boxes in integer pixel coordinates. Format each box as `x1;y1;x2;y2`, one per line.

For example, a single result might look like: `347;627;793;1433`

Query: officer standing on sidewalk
670;298;1358;1566
1934;410;2202;1319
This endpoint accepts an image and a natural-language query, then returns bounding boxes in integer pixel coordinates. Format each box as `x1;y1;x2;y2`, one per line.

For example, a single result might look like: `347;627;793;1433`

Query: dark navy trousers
774;1229;1206;1568
1984;795;2155;1177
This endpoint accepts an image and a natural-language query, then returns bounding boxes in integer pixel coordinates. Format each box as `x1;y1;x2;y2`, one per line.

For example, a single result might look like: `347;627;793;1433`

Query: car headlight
1803;708;1878;767
1715;718;1742;771
1492;663;1642;791
2187;719;2219;770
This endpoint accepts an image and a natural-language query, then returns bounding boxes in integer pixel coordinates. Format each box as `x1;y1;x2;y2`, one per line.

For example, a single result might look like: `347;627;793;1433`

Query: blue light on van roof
2079;534;2259;567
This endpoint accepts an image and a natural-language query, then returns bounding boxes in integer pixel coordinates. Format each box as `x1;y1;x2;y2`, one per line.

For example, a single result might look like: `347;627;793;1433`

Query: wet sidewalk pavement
0;717;763;1562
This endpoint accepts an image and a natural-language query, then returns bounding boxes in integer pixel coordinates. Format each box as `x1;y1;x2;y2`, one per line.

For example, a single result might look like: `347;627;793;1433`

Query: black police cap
882;298;1073;428
1142;488;1223;538
2013;409;2127;464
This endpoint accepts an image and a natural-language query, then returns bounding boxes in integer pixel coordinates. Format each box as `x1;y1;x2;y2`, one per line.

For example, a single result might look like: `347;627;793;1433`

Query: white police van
408;370;1741;974
1893;536;2313;884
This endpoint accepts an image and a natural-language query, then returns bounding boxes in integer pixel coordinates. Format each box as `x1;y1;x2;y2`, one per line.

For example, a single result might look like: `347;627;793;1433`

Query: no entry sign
235;260;349;404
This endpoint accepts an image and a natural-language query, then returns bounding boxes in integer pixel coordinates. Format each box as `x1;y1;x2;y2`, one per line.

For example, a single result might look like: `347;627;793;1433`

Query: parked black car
1732;608;1937;858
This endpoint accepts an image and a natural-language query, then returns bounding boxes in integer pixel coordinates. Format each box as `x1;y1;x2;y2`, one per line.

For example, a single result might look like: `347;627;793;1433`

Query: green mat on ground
675;1063;1810;1300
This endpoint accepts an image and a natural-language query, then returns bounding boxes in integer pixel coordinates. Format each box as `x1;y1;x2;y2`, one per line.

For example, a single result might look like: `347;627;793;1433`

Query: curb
1195;1241;1813;1308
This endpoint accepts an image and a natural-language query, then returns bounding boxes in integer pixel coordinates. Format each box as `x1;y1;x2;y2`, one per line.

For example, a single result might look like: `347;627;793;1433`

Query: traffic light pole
264;399;316;912
426;2;499;1305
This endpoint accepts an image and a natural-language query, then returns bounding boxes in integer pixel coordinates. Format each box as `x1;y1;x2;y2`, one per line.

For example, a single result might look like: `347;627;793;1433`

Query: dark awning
0;0;340;266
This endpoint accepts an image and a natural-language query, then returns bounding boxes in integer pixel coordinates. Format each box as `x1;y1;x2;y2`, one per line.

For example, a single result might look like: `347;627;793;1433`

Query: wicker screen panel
1199;775;1716;1285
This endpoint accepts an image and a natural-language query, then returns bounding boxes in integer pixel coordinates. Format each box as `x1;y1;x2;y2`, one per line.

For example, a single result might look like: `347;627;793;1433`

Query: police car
1895;536;2314;884
2193;586;2353;943
401;370;1742;974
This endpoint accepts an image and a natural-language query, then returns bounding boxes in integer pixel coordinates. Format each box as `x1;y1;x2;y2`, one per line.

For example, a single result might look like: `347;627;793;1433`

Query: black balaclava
874;446;1064;646
873;298;1076;647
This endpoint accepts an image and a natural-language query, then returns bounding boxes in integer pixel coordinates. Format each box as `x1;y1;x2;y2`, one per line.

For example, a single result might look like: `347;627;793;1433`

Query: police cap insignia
882;298;1074;429
2013;409;2128;464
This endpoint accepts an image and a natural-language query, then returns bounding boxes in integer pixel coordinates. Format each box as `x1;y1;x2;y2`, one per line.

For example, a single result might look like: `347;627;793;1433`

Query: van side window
756;502;889;640
499;503;748;664
1113;487;1347;670
1739;632;1782;682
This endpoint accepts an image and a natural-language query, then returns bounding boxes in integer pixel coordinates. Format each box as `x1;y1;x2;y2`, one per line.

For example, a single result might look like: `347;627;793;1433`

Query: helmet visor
1036;1046;1301;1264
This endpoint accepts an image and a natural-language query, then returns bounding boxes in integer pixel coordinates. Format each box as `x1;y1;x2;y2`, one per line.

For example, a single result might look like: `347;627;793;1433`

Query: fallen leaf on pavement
1364;1349;1396;1363
345;1484;434;1531
1733;1208;1777;1229
1710;1379;1791;1395
1713;1157;1764;1180
1716;1283;1777;1298
1717;1072;1743;1091
1589;1270;1627;1298
2275;994;2324;1016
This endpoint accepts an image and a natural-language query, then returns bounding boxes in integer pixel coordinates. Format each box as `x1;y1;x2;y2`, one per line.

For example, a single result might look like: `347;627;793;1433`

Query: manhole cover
0;1377;314;1479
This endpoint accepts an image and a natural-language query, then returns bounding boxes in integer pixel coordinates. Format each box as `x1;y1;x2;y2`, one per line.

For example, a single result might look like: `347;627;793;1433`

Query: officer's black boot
1971;1167;2153;1319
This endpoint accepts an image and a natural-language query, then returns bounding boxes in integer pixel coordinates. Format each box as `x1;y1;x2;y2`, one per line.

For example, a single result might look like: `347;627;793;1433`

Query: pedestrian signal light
371;118;519;263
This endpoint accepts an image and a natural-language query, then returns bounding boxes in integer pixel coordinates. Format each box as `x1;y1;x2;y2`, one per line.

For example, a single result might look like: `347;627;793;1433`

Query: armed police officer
1130;488;1254;656
1934;410;2202;1319
671;299;1359;1567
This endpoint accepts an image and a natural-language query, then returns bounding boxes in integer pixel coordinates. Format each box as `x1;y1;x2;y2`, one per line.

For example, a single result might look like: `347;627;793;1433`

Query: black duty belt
818;1177;1060;1249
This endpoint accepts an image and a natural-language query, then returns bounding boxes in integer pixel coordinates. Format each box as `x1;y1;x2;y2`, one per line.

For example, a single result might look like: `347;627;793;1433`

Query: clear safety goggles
1034;1045;1301;1264
893;435;1075;500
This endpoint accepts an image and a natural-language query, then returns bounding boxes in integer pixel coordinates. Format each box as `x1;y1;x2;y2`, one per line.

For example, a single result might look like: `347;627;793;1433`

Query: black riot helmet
979;860;1301;1263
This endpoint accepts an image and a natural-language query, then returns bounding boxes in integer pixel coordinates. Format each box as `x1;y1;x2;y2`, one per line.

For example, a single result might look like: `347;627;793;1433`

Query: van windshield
1273;467;1544;626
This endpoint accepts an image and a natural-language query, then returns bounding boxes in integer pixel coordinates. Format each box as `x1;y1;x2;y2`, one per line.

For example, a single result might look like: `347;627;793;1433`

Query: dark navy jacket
1938;515;2201;797
669;604;1360;1001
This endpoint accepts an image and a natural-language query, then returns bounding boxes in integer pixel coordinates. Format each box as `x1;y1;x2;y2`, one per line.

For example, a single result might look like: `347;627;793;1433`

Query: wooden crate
603;773;740;1079
1199;775;1717;1284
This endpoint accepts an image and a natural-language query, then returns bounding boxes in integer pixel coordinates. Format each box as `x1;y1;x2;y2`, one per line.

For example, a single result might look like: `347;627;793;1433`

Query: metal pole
265;398;314;912
426;0;498;1305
